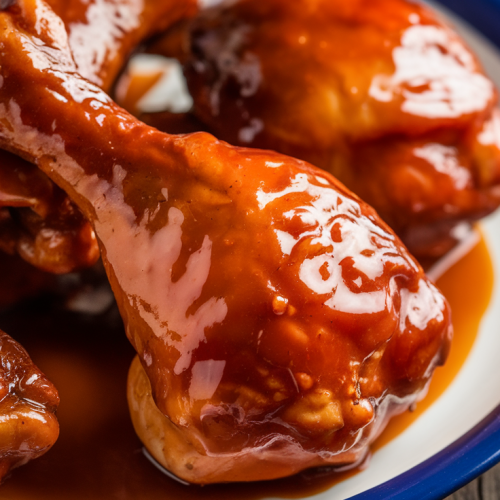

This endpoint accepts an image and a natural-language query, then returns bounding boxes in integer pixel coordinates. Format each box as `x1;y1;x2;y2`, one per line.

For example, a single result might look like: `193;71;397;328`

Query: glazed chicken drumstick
171;0;500;261
0;0;452;484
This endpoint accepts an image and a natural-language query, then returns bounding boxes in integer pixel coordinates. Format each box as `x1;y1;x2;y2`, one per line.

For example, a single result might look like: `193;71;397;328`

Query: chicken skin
177;0;500;259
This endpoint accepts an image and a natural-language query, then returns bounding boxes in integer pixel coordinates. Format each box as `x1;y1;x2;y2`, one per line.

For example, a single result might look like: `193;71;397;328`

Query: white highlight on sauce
189;360;226;401
413;143;470;189
257;173;422;316
369;25;493;118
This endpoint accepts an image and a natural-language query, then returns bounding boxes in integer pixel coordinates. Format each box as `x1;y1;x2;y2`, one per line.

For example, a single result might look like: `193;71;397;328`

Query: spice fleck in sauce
0;230;491;500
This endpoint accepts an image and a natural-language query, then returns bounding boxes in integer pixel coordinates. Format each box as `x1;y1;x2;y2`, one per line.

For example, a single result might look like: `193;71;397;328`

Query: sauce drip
0;231;491;499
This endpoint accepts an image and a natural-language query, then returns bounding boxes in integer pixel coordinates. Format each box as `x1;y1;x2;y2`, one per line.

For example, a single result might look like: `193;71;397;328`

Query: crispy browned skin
0;0;452;483
0;329;59;480
176;0;500;259
0;0;198;272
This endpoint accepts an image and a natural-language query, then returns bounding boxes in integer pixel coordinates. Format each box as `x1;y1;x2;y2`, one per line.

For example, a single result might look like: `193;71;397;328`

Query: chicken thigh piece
0;329;59;481
176;0;500;259
0;0;452;483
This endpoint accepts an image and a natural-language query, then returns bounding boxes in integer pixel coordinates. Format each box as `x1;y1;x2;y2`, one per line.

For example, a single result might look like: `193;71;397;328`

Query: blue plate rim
346;402;500;499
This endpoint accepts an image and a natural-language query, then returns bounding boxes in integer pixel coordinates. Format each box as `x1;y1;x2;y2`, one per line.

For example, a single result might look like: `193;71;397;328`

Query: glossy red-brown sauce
0;0;197;275
115;64;492;465
0;1;453;483
178;0;500;261
0;232;490;499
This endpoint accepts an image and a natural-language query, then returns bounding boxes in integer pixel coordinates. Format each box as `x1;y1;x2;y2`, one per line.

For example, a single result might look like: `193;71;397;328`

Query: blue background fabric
437;0;500;48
